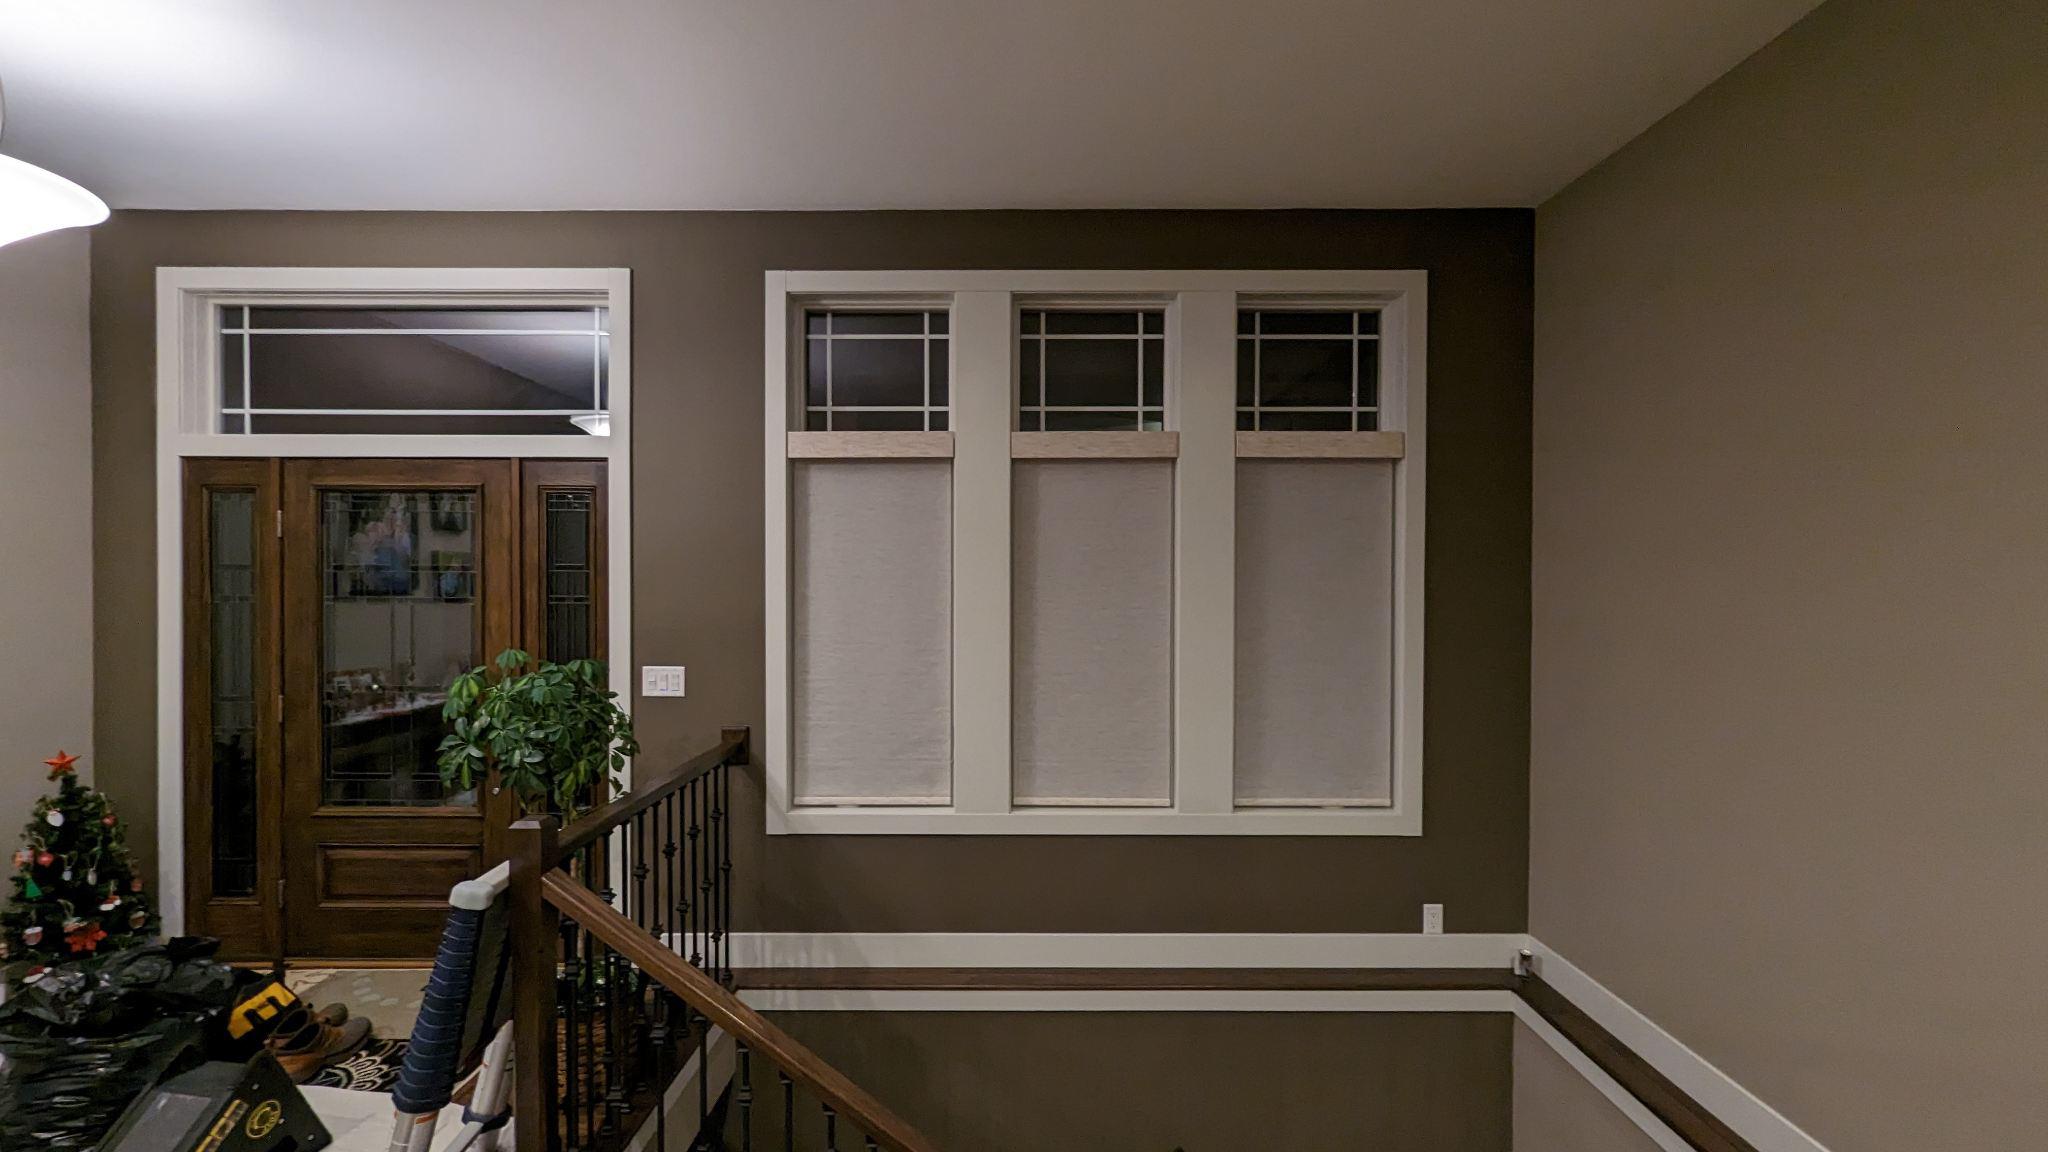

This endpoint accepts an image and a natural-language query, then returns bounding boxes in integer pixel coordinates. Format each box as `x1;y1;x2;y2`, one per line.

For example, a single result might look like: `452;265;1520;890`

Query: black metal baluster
689;778;705;970
779;1071;794;1152
561;907;581;1152
822;1103;838;1152
720;757;734;987
633;810;650;933
582;845;601;1149
737;1042;754;1152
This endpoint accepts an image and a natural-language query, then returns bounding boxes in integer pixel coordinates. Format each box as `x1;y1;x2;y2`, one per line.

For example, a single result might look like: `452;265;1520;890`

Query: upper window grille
803;310;950;431
1235;309;1380;431
1018;309;1166;431
217;306;610;436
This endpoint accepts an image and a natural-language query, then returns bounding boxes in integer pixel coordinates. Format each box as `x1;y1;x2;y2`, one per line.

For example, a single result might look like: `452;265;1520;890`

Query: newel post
509;815;560;1152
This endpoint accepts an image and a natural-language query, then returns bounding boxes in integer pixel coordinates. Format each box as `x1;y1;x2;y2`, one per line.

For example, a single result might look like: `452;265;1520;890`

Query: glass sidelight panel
208;490;260;896
543;490;595;661
319;489;479;807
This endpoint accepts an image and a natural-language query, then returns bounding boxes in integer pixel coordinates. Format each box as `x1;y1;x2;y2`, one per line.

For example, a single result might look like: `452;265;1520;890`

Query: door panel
182;459;283;961
281;459;515;958
521;460;608;663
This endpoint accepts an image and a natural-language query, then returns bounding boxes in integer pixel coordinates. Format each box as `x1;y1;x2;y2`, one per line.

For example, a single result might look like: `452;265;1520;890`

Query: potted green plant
436;648;639;818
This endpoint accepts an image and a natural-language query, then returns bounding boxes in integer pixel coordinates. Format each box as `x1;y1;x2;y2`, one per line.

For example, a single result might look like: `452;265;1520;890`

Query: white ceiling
0;0;1820;211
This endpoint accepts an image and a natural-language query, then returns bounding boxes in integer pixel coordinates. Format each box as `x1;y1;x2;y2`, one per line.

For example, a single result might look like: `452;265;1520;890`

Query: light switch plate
641;666;686;697
1421;903;1444;935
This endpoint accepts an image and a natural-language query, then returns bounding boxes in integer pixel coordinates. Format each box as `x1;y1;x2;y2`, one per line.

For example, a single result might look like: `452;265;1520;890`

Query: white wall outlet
1421;903;1444;935
641;666;686;698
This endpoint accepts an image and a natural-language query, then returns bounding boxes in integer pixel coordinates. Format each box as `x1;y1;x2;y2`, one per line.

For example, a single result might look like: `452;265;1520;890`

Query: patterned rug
309;1036;410;1092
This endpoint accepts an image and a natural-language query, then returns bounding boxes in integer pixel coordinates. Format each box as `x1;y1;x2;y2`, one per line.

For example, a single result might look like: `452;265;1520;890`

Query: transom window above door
1017;309;1166;431
215;305;611;436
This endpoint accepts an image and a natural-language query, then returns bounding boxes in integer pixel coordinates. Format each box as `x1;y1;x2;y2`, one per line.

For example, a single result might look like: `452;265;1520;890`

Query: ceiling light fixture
0;78;109;250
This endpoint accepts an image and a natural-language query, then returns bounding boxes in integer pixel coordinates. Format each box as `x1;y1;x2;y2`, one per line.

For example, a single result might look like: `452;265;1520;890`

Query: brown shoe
266;1001;373;1083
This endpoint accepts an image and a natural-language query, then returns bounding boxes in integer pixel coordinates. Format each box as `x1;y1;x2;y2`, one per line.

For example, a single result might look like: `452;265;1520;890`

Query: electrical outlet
641;666;686;698
1421;903;1444;935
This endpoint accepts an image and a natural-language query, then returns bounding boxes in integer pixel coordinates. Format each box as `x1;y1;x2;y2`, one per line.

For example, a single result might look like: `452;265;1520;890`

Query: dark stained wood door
279;459;516;959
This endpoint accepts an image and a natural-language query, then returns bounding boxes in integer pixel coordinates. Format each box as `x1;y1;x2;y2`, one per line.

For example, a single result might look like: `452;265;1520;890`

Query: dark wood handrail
555;726;749;856
542;870;940;1152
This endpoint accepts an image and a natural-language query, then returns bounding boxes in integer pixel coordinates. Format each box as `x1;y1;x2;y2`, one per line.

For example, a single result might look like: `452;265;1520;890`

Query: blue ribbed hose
391;903;486;1115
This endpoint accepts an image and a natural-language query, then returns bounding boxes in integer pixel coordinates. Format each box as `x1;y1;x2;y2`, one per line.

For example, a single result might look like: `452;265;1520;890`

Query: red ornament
130;877;143;892
64;921;108;954
102;815;116;827
35;851;54;868
42;750;79;779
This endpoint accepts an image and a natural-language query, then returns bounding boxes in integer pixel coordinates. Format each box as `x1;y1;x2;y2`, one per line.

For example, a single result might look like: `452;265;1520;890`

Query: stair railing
507;726;934;1152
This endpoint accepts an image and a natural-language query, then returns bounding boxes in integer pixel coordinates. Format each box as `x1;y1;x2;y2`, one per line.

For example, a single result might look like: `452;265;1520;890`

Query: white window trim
765;270;1426;836
153;266;633;933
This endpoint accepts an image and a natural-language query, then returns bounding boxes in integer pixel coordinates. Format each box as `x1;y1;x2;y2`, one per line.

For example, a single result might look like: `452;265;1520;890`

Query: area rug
308;1036;409;1092
290;966;429;1040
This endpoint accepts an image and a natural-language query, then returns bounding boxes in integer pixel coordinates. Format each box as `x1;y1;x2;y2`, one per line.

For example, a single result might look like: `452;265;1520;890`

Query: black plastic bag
0;937;254;1148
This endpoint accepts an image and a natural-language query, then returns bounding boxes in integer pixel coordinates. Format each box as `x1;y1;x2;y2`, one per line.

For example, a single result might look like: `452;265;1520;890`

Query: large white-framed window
765;270;1425;835
153;267;633;931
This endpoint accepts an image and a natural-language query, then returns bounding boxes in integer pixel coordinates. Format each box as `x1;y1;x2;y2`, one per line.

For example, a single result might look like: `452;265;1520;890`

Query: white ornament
60;869;71;881
45;811;63;828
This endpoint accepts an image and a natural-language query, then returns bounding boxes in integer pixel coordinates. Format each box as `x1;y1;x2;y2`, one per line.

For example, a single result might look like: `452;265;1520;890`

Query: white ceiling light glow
0;80;108;249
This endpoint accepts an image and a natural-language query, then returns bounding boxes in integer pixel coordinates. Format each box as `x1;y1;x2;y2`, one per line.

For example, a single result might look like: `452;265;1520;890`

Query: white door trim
153;266;633;936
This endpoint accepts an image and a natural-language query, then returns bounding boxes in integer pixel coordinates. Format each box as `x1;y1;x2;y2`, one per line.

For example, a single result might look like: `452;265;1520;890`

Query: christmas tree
1;751;157;965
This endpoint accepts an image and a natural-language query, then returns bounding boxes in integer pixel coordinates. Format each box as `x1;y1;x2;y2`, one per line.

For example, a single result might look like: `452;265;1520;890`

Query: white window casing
765;270;1426;835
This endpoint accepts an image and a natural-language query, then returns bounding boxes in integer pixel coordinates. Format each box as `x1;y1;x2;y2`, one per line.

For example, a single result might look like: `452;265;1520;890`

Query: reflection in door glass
544;490;595;661
320;490;479;807
209;490;259;896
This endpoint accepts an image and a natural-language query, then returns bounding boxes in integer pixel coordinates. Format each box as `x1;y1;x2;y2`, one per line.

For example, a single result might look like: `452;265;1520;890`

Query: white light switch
641;666;686;698
1421;903;1444;935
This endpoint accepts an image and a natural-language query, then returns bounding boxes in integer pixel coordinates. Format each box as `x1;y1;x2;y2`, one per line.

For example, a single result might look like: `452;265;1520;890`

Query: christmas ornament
130;877;143;892
0;938;10;959
128;909;146;929
42;751;79;779
65;921;107;953
23;966;46;985
98;896;120;911
22;925;42;946
35;851;53;867
45;810;63;828
60;868;71;881
22;878;41;899
86;869;96;884
101;815;115;827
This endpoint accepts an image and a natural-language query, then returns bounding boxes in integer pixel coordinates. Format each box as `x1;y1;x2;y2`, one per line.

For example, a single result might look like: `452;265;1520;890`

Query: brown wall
761;1010;1512;1151
1530;0;2048;1148
92;208;1532;933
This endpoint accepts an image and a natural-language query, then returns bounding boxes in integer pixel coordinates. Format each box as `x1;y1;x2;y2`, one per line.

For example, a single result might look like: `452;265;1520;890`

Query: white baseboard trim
1527;940;1831;1152
727;931;1532;969
741;987;1517;1013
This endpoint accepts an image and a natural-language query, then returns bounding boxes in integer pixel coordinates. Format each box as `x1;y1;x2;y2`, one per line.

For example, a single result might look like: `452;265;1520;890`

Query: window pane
1254;311;1352;335
1044;310;1143;335
1251;411;1352;431
543;490;595;662
250;413;593;435
319;490;479;808
1254;341;1352;407
1019;342;1041;408
1043;410;1143;431
208;490;258;897
220;306;609;435
1043;340;1140;408
828;339;925;408
825;311;926;336
1142;341;1164;407
828;410;926;431
802;309;949;432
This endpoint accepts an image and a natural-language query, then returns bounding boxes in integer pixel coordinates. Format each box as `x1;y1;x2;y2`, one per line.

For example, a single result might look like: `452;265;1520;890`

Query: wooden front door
279;459;516;958
185;458;607;960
